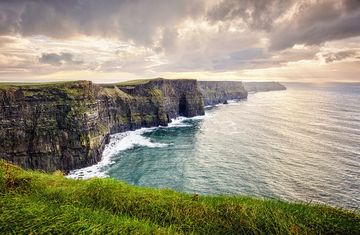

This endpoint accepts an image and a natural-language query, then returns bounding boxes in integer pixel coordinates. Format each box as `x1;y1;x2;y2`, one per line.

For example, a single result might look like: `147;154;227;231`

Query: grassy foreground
0;161;359;234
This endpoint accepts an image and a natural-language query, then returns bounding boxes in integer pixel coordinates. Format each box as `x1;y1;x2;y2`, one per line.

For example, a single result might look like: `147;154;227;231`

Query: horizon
1;77;360;85
0;0;359;82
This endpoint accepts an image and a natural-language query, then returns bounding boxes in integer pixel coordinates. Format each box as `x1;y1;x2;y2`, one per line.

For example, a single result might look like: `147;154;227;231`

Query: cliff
198;81;286;106
0;79;204;172
198;81;248;106
0;79;284;172
243;82;286;92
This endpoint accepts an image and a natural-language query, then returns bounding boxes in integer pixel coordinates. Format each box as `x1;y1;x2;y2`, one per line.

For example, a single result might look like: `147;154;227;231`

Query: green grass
0;80;80;89
0;161;359;234
0;80;95;101
114;78;161;87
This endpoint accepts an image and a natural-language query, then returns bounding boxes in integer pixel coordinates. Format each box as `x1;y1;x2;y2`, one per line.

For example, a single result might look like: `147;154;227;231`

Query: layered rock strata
0;79;204;171
243;82;286;92
198;81;248;106
0;79;285;171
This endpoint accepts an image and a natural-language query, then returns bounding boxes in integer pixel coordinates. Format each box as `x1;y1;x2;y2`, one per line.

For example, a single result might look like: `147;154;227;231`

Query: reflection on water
80;83;360;210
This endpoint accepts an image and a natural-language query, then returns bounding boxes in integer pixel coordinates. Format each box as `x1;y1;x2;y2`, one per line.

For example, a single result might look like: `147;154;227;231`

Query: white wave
205;99;241;109
191;115;207;120
168;117;193;127
168;115;207;127
227;99;239;104
67;114;209;180
67;127;167;180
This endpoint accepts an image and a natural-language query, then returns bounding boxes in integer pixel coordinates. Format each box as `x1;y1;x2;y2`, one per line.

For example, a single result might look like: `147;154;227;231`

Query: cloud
343;0;360;13
0;0;360;82
323;50;359;63
269;0;360;50
39;52;83;66
207;0;296;31
0;0;204;47
0;36;15;47
207;0;360;50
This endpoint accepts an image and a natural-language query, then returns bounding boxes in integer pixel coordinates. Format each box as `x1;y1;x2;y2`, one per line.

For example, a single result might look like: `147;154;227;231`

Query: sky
0;0;359;83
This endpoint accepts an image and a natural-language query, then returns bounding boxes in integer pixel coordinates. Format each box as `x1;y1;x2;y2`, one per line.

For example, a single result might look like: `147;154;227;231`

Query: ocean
69;83;360;210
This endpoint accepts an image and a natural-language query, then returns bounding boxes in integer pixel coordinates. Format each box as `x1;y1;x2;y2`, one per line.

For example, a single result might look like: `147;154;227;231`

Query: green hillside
0;161;359;234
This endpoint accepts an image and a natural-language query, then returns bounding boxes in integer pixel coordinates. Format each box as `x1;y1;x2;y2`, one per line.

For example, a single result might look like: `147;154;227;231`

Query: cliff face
0;81;108;171
243;82;286;92
0;79;204;171
0;79;284;172
198;81;248;106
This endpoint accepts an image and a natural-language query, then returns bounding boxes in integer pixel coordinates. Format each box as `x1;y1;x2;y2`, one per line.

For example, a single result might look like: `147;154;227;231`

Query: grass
0;80;81;89
0;80;95;101
0;161;359;234
114;78;164;87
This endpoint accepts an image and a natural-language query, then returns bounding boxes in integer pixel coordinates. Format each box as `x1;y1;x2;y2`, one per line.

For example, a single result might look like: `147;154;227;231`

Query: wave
204;99;242;109
167;115;207;127
168;117;193;127
67;114;208;179
67;127;168;179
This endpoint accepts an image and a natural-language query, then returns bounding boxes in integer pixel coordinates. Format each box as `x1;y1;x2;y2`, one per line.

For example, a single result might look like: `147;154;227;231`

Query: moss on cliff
1;79;246;172
0;161;359;234
114;79;154;87
100;86;133;100
0;81;77;89
148;88;165;105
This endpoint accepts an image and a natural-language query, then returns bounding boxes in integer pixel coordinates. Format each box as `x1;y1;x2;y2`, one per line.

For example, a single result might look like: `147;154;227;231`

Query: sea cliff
0;79;284;171
0;79;205;171
244;82;286;92
198;81;248;106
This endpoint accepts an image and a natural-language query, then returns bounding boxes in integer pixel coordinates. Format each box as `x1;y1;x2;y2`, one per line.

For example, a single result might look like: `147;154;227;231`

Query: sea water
69;83;360;210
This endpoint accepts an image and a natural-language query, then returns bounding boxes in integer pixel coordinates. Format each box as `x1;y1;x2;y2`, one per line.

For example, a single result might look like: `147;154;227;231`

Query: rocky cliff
198;81;248;106
243;82;286;92
0;79;204;172
0;79;284;172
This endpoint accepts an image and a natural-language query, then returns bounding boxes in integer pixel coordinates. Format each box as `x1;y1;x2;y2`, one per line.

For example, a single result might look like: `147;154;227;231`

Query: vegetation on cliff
0;161;358;234
0;79;205;171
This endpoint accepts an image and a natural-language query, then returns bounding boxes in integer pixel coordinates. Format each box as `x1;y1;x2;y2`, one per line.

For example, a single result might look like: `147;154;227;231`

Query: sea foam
67;115;207;179
67;127;168;179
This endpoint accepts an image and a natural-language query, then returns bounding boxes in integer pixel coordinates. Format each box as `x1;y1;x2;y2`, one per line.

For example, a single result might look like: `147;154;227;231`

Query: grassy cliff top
105;78;197;88
0;161;359;234
0;80;86;89
114;78;156;87
0;78;248;90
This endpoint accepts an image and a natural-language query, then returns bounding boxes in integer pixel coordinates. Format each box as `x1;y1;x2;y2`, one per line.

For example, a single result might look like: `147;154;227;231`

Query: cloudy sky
0;0;359;83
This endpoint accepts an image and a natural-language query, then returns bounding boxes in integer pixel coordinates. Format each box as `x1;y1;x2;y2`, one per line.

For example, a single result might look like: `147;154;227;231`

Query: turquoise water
70;83;360;210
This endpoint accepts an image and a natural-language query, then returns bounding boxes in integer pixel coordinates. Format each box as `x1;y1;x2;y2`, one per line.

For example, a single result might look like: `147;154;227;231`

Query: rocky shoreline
0;78;285;172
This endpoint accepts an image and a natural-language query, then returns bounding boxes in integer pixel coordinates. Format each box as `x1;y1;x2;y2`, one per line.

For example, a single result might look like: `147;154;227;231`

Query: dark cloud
324;50;359;63
0;0;204;46
343;0;360;13
1;0;359;53
207;0;295;31
1;0;360;79
0;1;22;35
207;0;360;50
39;52;83;66
270;0;360;50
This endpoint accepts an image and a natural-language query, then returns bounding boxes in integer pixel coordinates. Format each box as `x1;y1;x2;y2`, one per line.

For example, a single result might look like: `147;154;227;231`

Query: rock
0;79;285;172
243;82;286;92
0;79;204;171
198;81;248;106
